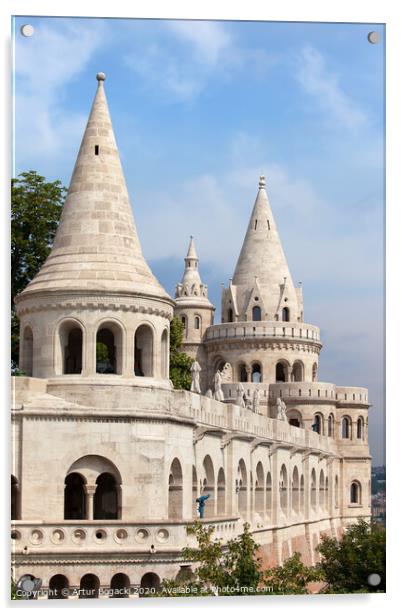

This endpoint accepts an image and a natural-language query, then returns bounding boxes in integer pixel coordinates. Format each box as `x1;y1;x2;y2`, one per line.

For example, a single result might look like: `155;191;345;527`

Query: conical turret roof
18;73;171;303
175;236;213;307
231;175;301;321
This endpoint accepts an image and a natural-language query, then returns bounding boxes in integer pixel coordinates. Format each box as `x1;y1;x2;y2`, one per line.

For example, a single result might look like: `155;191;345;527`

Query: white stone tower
15;73;174;386
174;237;215;388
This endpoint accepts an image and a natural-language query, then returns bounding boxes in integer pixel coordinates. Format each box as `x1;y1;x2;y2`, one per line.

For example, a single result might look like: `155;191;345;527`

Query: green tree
263;552;322;594
169;316;192;390
156;522;263;597
11;171;66;364
316;519;386;593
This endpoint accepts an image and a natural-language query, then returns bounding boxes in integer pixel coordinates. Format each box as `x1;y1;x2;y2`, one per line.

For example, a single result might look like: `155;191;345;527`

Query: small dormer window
95;145;99;155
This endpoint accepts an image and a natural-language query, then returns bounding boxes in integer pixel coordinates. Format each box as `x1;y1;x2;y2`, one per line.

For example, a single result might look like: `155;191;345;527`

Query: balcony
205;321;321;345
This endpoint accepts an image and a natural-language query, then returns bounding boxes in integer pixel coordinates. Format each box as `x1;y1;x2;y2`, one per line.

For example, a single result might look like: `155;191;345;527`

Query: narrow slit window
254;219;258;230
267;219;270;230
95;145;99;155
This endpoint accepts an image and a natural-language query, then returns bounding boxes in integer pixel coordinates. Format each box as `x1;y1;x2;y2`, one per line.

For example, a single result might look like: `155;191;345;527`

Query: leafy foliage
11;171;66;363
263;552;322;594
169;316;192;390
317;519;385;593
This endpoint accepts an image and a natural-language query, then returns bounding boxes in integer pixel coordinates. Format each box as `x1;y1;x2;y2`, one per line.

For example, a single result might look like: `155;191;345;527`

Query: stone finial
259;174;266;189
96;72;106;82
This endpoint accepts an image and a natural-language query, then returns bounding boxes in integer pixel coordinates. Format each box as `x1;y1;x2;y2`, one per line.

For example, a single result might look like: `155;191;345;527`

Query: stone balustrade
205;321;321;344
11;517;241;555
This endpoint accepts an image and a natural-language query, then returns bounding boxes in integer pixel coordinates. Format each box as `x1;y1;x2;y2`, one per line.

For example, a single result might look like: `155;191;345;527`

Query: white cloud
166;20;232;66
296;45;367;129
14;19;105;173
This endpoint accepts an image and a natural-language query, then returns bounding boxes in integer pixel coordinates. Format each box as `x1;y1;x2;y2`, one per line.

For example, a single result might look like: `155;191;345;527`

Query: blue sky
13;16;385;464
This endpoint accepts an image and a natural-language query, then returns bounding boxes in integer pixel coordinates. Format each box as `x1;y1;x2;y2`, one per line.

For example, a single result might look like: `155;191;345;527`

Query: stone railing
205;321;321;344
11;517;241;554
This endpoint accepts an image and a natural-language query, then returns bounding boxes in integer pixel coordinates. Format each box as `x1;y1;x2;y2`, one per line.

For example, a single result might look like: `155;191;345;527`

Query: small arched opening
341;416;351;439
282;307;290;322
279;465;288;514
357;417;364;439
335;475;339;508
252;306;261;321
328;414;335;437
300;475;305;513
350;481;361;504
96;323;123;374
266;472;272;518
79;574;100;599
58;321;83;375
319;470;325;508
134;324;154;377
275;361;287;383
64;473;86;520
110;573;130;599
291;361;304;382
49;574;69;600
168;458;183;520
313;413;323;435
287;409;303;428
94;473;119;520
217;468;226;515
311;469;317;511
161;329;168;379
251;362;262;383
140;572;160;597
194;316;201;330
11;475;20;520
237;459;248;517
202;455;215;518
255;462;264;516
227;308;234;322
21;326;33;376
312;363;318;382
292;466;300;514
239;362;248;382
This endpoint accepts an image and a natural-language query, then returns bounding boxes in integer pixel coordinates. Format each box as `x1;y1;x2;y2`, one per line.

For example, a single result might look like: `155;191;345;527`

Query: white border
1;1;400;614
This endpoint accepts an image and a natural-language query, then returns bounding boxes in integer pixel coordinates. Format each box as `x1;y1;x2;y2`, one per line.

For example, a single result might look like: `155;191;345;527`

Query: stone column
84;326;95;376
85;485;97;520
246;367;251;383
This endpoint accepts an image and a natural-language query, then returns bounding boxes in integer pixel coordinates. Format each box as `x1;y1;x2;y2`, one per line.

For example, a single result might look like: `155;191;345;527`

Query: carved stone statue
205;389;213;399
252;388;260;413
220;362;233;383
213;370;224;402
276;397;287;421
236;382;246;407
190;360;202;394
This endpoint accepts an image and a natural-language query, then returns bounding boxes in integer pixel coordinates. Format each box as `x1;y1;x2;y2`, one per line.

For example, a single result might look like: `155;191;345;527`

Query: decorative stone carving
190;361;202;394
276;397;287;421
213;370;224;401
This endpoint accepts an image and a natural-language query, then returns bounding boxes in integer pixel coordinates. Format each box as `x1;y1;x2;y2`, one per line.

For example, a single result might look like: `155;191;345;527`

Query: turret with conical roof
16;74;174;382
222;175;302;323
174;237;215;367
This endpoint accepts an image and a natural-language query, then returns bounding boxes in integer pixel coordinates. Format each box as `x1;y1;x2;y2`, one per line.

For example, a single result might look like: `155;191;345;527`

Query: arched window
64;473;86;520
292;467;300;514
168;458;183;520
357;417;364;439
279;465;288;514
335;475;339;508
255;462;264;515
79;574;100;599
161;329;168;379
202;455;215;518
217;468;226;515
328;414;334;437
239;363;248;382
227;308;233;322
282;307;290;322
94;473;119;519
11;475;20;520
266;472;272;518
192;466;198;518
140;573;160;596
342;417;351;439
181;315;187;328
252;362;262;383
350;481;361;504
49;575;69;600
110;573;130;599
275;362;287;383
96;322;123;374
319;470;325;508
134;324;154;377
311;469;317;510
313;414;323;435
237;459;248;516
312;363;318;382
58;321;83;375
287;409;302;428
252;306;261;321
300;475;305;513
325;477;329;510
195;316;201;330
21;326;33;376
291;361;303;382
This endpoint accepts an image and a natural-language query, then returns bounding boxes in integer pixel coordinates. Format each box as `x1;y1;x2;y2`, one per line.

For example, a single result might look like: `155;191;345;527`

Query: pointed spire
175;236;213;306
18;73;170;302
231;176;301;321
